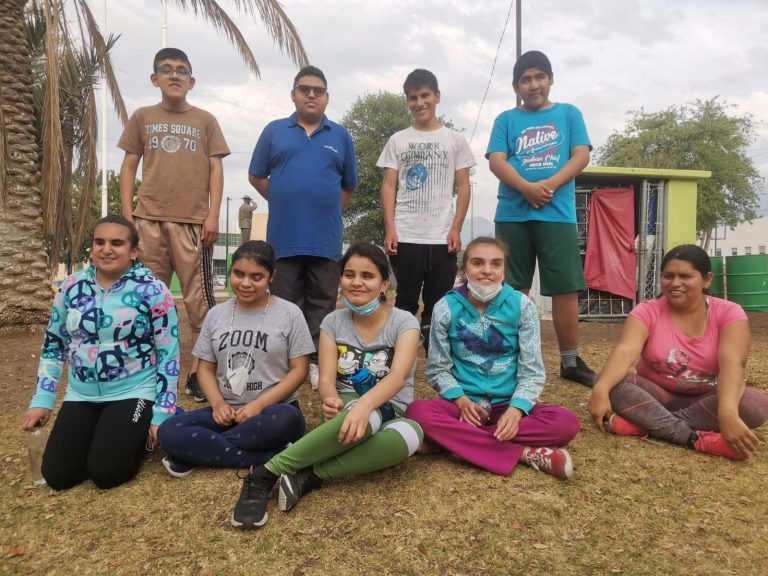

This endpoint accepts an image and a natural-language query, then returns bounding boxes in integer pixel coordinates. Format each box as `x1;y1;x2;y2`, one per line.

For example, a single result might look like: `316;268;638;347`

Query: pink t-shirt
630;296;747;395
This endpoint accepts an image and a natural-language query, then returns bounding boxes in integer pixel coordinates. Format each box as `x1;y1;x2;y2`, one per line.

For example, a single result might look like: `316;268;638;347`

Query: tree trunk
0;0;52;326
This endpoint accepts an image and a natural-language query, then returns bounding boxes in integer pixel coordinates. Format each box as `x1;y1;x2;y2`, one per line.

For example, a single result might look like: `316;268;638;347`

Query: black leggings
42;399;153;490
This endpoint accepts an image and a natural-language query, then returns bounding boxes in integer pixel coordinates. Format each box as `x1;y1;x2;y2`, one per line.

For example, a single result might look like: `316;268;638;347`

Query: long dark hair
660;244;712;295
340;243;390;302
94;214;140;248
230;240;276;275
460;236;509;279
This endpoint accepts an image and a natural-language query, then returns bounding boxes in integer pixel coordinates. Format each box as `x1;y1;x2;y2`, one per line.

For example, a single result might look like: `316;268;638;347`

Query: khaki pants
133;217;215;339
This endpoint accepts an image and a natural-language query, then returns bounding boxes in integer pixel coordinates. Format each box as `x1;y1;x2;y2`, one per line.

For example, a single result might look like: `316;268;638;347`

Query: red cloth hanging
584;188;636;300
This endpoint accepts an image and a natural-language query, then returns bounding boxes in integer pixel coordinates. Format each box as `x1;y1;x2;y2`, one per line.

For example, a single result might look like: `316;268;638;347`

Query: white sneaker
309;363;319;390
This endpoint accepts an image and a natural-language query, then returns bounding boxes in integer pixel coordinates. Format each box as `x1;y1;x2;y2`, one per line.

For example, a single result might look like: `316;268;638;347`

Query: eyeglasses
294;84;327;96
155;65;191;78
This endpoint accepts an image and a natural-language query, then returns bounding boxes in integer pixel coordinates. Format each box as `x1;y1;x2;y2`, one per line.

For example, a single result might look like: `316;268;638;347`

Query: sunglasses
294;84;327;96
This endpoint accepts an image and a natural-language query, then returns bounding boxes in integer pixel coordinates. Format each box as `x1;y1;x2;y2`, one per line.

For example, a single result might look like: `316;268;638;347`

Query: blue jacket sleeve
510;296;545;414
149;285;180;425
29;290;70;411
425;298;464;400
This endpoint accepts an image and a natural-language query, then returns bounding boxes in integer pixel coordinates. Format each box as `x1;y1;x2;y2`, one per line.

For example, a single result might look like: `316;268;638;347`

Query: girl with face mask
229;243;423;530
157;241;314;479
405;237;580;479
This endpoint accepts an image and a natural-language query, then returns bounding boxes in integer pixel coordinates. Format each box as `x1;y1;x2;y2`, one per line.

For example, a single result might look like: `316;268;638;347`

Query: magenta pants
405;398;580;476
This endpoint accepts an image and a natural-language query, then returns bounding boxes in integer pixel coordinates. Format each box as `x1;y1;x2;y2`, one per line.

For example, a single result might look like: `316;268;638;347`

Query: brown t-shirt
118;104;230;224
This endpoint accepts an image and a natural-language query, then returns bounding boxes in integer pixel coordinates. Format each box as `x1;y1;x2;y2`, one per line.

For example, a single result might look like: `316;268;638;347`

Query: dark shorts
495;221;585;296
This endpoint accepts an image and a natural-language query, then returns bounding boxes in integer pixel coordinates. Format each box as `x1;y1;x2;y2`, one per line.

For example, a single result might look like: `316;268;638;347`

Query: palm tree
0;0;308;326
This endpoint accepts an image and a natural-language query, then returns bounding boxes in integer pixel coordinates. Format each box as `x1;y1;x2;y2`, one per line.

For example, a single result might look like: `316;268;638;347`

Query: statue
238;196;257;243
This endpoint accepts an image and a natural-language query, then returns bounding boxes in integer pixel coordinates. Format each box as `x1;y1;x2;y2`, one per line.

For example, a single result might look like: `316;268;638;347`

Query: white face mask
226;365;249;396
467;280;503;302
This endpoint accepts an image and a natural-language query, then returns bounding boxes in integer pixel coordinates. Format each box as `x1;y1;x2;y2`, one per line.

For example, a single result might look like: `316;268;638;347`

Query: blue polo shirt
249;113;357;260
486;103;590;224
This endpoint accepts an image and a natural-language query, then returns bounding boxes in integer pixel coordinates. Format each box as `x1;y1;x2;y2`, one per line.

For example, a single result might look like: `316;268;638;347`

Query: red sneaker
692;431;745;460
607;413;647;437
525;447;573;480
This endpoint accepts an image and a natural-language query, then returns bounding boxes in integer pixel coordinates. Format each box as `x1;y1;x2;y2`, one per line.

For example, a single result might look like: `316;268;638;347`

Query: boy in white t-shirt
377;69;475;349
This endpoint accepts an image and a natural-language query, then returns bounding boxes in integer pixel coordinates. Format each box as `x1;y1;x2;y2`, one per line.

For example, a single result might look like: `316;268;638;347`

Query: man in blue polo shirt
248;65;357;389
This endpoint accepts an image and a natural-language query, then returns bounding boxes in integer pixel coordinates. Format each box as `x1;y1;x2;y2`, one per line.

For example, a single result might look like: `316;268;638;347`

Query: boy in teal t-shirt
486;50;595;387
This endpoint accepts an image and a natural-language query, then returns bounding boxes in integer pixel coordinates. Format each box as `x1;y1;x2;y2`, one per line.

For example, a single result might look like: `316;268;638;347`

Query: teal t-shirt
486;103;591;224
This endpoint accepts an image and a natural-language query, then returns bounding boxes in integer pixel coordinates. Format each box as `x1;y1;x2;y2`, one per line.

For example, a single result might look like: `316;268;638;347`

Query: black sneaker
230;467;278;529
560;356;597;388
278;467;323;512
185;373;206;402
161;455;196;478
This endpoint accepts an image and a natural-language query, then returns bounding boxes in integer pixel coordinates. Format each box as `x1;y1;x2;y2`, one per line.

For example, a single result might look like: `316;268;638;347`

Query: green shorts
495;221;585;296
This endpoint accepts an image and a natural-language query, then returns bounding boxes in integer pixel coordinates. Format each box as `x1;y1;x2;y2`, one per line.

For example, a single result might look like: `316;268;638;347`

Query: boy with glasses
486;50;595;387
248;66;357;389
377;69;474;351
118;48;230;401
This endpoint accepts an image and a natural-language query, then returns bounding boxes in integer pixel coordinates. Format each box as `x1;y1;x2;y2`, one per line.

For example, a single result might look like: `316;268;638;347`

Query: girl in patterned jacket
406;236;579;479
22;215;179;489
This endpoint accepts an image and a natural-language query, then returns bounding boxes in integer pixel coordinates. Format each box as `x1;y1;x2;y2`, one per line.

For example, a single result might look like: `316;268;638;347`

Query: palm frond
71;80;98;261
40;0;63;236
0;91;7;204
73;0;128;123
173;0;309;75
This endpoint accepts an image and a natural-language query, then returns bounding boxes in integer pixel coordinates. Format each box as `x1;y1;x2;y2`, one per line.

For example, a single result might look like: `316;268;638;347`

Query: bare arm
447;167;471;253
716;320;758;457
380;168;399;255
588;316;649;430
342;189;353;212
202;156;224;246
119;152;141;221
318;331;344;419
198;358;236;426
248;174;269;201
539;145;590;192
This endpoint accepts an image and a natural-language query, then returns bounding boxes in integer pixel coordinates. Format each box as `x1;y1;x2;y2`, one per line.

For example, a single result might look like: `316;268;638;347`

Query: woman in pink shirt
588;244;768;459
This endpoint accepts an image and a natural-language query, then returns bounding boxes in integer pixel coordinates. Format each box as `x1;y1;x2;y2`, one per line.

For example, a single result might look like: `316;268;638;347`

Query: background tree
341;91;460;245
595;98;763;248
341;91;411;245
66;169;134;269
0;0;309;326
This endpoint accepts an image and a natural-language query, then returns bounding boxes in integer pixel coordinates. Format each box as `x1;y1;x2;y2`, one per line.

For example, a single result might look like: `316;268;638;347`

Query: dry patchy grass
2;308;767;576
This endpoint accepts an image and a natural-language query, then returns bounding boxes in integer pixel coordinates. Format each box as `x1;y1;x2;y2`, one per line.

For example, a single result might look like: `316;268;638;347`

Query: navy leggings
158;402;305;468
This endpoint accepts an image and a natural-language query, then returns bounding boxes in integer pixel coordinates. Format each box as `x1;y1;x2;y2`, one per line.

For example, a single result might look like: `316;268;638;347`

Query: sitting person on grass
588;244;768;459
230;242;423;529
22;215;179;490
406;236;580;479
158;241;313;476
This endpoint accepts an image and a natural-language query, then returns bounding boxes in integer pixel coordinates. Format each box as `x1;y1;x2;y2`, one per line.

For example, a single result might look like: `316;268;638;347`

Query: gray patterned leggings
609;374;768;445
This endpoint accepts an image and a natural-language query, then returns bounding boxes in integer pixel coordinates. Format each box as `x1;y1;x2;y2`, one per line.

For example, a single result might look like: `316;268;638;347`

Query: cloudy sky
96;0;768;227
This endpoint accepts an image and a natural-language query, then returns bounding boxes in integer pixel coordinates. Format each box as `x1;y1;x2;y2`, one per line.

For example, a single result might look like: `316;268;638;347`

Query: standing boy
248;66;357;389
118;48;230;400
486;50;595;386
378;69;474;349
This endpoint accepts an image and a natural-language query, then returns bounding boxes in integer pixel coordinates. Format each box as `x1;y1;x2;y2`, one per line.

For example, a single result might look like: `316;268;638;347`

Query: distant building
708;217;767;258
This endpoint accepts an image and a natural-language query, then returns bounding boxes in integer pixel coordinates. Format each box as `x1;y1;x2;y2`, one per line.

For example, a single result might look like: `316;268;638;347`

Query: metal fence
577;179;666;319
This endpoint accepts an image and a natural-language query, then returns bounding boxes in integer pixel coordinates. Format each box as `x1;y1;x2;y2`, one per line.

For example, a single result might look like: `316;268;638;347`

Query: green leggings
265;394;423;480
